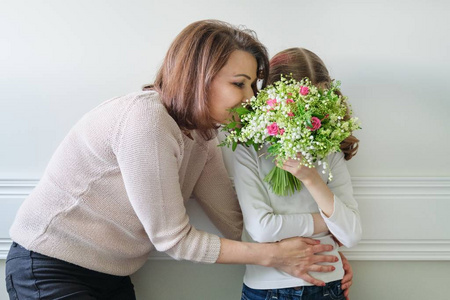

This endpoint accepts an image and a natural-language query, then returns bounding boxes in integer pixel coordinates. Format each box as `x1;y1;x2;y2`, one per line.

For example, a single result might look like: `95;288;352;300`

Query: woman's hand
270;237;339;286
339;251;353;299
217;237;338;286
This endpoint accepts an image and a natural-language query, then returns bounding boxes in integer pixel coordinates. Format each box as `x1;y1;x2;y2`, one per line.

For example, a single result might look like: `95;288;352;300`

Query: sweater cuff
203;235;222;264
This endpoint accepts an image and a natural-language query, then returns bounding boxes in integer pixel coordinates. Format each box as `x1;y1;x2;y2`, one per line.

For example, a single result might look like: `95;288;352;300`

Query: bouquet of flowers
220;76;360;196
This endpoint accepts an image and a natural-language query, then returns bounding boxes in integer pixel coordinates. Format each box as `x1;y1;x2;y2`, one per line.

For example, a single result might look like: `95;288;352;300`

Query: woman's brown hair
145;20;269;140
268;48;359;160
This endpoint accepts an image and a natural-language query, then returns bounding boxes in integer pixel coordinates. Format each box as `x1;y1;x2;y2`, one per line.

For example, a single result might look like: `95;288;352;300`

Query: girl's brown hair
268;48;359;160
145;20;269;140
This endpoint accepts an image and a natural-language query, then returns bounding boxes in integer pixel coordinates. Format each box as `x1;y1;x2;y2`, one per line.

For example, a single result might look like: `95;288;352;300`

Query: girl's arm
312;213;329;235
192;139;327;239
281;152;362;248
233;145;328;243
281;158;334;217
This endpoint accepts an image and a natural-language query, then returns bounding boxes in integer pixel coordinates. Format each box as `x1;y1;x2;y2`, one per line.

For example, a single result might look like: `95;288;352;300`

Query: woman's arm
217;237;338;287
281;152;362;248
193;137;243;241
115;99;338;285
115;99;223;263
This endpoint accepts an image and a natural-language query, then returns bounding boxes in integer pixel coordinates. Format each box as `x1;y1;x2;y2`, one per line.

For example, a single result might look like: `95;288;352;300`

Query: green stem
264;166;303;196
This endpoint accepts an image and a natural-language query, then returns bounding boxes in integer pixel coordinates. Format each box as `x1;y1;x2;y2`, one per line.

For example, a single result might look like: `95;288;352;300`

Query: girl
5;23;341;299
234;48;362;300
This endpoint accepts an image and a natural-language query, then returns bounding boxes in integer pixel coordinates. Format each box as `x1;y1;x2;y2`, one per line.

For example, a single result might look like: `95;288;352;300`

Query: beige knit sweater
10;91;242;276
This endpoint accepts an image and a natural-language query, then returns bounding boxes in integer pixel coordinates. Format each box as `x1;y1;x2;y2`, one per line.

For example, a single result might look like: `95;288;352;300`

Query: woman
6;21;345;299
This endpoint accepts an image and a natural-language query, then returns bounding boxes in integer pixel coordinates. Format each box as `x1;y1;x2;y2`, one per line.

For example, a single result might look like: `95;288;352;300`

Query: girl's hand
279;155;321;185
339;251;353;299
271;237;339;286
280;153;335;217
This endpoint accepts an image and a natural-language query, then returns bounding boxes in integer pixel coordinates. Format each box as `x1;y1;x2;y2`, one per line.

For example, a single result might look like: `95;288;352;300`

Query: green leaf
312;113;324;119
235;107;250;116
226;121;237;129
232;141;238;151
267;144;279;155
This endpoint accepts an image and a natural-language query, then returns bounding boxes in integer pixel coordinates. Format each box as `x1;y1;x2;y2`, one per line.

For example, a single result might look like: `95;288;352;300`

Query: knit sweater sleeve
233;145;314;243
193;138;243;241
114;97;220;263
319;152;362;248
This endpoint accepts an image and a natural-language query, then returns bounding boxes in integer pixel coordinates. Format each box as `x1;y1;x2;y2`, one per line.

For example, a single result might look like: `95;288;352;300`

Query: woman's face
208;50;257;124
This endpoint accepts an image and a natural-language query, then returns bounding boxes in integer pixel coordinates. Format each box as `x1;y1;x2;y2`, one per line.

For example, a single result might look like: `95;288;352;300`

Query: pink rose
279;129;285;135
299;86;309;95
287;112;294;117
267;122;279;136
286;98;294;104
308;117;321;131
266;98;277;107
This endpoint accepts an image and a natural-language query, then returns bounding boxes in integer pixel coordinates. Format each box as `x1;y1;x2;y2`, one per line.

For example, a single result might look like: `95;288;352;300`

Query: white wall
1;1;449;299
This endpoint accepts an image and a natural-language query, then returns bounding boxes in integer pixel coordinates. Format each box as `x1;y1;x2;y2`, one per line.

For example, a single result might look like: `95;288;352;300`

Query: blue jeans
241;280;345;300
5;242;136;300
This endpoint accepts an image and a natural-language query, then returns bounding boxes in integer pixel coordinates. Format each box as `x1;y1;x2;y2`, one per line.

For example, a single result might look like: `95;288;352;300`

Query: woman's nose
244;86;254;101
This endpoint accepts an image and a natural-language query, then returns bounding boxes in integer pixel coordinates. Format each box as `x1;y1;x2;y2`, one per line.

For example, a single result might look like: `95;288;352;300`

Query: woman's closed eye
233;82;245;88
